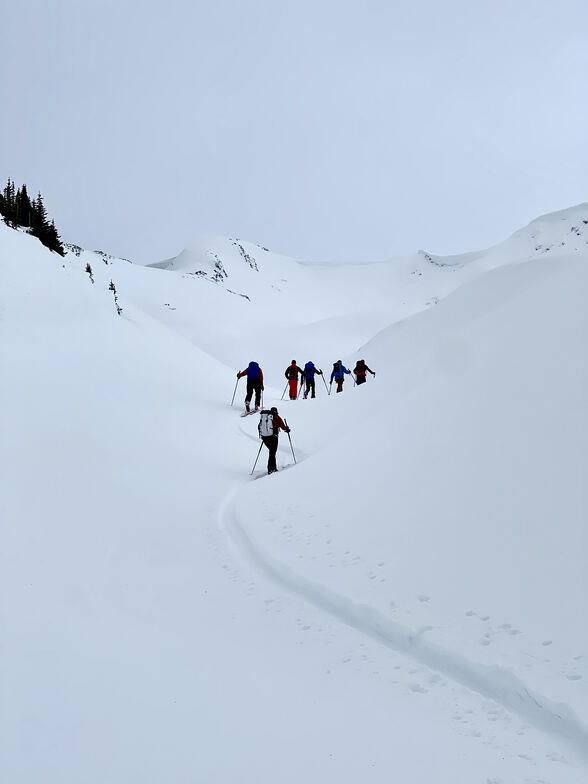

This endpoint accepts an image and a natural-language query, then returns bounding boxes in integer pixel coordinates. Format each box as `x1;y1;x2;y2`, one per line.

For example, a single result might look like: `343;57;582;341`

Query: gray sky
2;0;587;264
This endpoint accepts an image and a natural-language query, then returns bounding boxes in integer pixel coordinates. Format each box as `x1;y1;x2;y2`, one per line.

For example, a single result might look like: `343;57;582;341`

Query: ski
240;408;259;417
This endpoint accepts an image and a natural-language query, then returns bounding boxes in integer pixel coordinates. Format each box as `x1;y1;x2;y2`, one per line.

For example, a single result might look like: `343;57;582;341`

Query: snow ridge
221;487;588;763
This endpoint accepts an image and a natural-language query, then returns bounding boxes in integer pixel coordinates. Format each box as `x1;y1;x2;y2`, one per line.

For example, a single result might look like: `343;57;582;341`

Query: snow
1;206;587;783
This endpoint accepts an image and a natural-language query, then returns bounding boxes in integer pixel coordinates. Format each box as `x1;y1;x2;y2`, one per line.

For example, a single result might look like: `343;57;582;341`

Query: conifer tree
15;186;22;223
1;178;65;254
45;219;65;256
30;192;48;243
15;184;32;227
9;180;17;226
2;179;16;226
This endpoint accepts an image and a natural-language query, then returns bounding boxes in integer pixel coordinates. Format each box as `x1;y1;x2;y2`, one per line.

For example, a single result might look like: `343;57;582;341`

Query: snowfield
1;205;587;783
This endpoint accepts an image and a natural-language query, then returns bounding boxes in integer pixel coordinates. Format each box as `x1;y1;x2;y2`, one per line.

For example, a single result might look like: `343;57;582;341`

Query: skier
354;359;376;385
258;406;290;474
330;360;351;393
237;361;264;412
284;360;304;400
302;361;323;399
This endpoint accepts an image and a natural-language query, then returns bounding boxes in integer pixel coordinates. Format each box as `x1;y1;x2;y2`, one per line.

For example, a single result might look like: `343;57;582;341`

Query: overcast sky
2;0;587;263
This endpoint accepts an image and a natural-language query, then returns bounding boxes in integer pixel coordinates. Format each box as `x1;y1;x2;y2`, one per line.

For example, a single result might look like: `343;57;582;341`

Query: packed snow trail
219;483;588;764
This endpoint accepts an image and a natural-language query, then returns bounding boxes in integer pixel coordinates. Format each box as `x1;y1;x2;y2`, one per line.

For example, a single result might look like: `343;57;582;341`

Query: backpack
287;365;297;380
304;361;315;378
247;361;260;379
259;409;274;437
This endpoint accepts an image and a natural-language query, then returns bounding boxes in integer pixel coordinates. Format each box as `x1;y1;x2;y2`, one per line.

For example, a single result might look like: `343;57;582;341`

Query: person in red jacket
237;361;264;411
284;360;304;400
354;359;376;386
258;406;290;474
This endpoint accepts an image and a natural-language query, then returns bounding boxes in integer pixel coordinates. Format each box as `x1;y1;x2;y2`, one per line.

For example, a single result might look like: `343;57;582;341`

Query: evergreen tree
45;219;65;256
9;179;17;226
30;192;48;242
15;184;32;227
1;178;65;254
2;179;16;226
15;186;22;223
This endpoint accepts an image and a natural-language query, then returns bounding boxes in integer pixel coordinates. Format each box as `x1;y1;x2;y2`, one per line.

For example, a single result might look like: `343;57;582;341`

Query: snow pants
335;378;344;393
262;435;279;473
304;377;316;398
246;378;262;408
288;378;298;400
356;374;366;385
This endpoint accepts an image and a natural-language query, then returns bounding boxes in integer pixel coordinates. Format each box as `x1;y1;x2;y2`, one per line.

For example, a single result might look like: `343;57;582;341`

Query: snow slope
1;205;587;783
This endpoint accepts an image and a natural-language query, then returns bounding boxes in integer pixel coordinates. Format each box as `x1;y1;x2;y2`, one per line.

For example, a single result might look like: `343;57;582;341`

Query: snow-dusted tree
108;280;123;315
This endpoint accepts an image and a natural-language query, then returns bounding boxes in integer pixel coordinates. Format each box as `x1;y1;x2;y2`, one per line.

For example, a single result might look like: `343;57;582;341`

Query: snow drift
1;204;587;783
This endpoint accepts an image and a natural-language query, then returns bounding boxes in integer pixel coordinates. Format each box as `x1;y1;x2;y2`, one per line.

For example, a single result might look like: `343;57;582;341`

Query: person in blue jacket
302;361;323;399
330;360;351;393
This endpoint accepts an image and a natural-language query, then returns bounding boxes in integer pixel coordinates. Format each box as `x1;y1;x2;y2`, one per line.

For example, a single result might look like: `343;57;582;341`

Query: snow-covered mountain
1;205;587;783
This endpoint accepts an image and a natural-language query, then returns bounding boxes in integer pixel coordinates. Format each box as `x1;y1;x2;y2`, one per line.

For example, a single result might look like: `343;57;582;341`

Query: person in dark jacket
284;360;304;400
237;361;264;411
354;359;376;385
258;406;290;474
302;361;323;399
330;360;351;393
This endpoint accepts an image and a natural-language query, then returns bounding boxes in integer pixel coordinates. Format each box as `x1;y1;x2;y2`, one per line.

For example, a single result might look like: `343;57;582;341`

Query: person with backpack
354;359;376;385
258;406;291;474
237;361;264;412
284;360;304;400
302;361;323;399
330;360;351;393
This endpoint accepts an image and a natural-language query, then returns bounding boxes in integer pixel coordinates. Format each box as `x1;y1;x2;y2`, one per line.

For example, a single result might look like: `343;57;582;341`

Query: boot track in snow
218;484;588;765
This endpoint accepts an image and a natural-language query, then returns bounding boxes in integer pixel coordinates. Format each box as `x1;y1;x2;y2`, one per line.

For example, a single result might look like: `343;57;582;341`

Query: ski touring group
232;358;376;476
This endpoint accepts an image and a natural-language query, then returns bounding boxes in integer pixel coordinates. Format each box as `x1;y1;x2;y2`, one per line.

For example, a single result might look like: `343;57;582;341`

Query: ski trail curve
219;485;588;764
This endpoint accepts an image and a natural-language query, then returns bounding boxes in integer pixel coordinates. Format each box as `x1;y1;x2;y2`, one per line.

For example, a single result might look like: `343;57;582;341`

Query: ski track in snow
218;484;588;765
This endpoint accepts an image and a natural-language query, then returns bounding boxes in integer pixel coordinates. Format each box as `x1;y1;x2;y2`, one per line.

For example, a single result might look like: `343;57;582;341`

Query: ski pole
297;379;303;399
281;382;288;400
251;441;263;475
321;372;329;395
328;381;332;396
231;377;239;406
284;420;296;464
